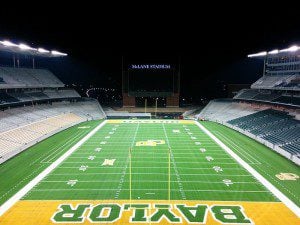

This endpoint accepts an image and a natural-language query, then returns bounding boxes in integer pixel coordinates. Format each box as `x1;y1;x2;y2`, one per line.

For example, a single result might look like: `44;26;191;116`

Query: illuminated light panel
51;50;67;56
247;51;267;58
38;48;50;53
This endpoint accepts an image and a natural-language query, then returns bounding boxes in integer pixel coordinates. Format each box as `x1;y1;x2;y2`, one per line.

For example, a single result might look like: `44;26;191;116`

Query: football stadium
0;37;299;225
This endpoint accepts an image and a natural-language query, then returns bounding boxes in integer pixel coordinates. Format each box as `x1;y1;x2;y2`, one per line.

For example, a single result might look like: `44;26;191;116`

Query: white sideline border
195;121;300;218
0;120;107;217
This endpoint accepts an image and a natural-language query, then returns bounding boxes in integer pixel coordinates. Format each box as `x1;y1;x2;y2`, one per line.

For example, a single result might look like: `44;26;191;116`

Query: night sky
0;4;299;102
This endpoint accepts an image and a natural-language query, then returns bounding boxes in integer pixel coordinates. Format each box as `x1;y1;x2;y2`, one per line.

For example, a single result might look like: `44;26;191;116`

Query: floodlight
280;45;299;52
268;49;279;55
1;40;18;47
18;43;36;51
38;48;50;53
247;51;267;58
51;50;67;56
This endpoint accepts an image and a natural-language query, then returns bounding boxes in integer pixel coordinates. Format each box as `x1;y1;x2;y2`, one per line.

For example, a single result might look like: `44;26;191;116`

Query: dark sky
0;4;299;100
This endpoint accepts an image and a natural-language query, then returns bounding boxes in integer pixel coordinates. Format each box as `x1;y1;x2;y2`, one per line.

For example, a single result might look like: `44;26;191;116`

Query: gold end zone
0;200;298;225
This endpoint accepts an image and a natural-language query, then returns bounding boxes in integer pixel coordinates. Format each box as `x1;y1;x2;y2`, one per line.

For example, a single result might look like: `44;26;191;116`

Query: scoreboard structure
122;58;180;107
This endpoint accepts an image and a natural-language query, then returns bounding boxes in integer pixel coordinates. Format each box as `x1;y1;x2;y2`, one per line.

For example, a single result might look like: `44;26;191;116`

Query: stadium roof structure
0;40;67;57
248;45;300;58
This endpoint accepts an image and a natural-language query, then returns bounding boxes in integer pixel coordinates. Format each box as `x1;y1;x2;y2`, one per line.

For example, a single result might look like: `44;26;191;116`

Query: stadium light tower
268;49;279;55
155;97;158;118
51;50;68;56
248;45;300;58
18;43;36;51
0;40;18;47
280;45;299;52
247;51;267;58
37;48;50;53
0;39;68;69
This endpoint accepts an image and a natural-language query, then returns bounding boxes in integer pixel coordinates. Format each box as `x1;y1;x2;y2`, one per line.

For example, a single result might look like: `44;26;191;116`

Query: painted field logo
136;140;166;147
276;173;299;181
52;203;253;224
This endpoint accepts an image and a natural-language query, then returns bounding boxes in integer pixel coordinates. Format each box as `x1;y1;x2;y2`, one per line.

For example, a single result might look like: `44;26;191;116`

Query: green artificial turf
1;119;299;208
201;121;300;206
0;120;100;205
22;121;276;202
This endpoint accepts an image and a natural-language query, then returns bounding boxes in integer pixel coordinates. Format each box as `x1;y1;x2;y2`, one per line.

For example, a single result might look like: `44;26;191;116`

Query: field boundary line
0;120;107;217
215;131;261;165
195;121;300;217
40;131;84;164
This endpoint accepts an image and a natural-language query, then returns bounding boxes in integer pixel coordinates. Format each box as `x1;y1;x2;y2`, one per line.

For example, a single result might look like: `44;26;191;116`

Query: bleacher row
0;113;83;157
227;109;300;156
0;99;106;163
0;67;64;88
234;89;300;106
0;65;108;164
251;74;300;90
0;89;80;105
196;100;300;165
196;99;261;122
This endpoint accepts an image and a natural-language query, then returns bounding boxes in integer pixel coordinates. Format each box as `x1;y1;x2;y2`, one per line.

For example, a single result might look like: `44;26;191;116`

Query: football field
0;119;299;224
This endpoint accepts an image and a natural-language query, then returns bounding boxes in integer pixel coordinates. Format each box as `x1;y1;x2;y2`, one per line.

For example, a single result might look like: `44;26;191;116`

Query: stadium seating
227;109;300;155
0;99;106;162
198;99;300;163
196;99;260;122
0;89;81;105
234;89;300;107
0;67;64;89
0;113;83;157
251;75;299;90
272;95;300;106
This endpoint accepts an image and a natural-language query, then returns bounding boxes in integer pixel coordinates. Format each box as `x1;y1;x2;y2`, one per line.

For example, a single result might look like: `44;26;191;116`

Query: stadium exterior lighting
279;45;299;52
0;39;68;57
247;51;267;58
248;45;300;58
268;49;279;55
37;48;50;53
1;40;18;47
18;43;36;51
51;50;68;56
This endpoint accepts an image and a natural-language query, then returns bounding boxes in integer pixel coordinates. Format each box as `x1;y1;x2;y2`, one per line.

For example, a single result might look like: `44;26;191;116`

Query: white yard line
115;123;140;199
195;121;300;217
40;131;84;164
49;172;252;176
30;188;270;193
71;152;229;155
0;120;107;217
58;166;243;170
67;156;232;160
131;123;140;148
61;161;240;165
41;180;258;184
215;131;262;165
162;123;186;200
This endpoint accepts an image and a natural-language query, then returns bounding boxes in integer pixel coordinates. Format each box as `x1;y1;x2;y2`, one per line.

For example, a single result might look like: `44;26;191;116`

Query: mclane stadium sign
52;203;253;224
130;64;172;69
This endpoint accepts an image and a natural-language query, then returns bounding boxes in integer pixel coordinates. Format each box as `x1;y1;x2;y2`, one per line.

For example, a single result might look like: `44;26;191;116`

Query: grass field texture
0;119;299;224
